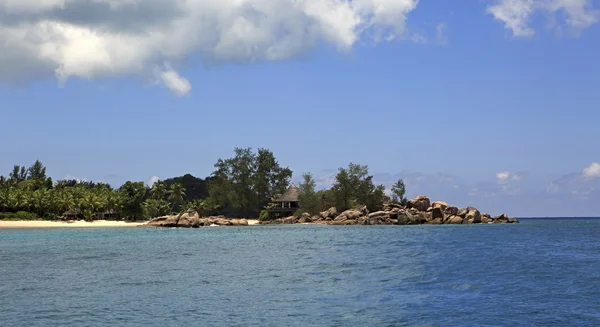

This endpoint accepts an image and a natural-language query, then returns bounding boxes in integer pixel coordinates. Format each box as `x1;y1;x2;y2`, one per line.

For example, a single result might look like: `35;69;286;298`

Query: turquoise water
1;219;599;326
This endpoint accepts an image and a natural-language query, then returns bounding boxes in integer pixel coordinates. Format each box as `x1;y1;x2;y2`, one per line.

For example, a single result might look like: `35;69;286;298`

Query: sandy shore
0;220;148;229
0;219;261;228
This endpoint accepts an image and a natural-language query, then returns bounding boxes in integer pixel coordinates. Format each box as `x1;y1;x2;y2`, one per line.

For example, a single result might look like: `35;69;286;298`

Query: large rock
383;202;403;211
428;218;443;225
147;216;170;226
431;207;444;220
457;208;468;218
162;215;180;227
213;218;233;226
368;211;390;225
493;214;519;224
230;219;249;226
408;195;431;212
335;210;362;221
444;206;458;217
320;207;338;220
177;212;201;228
447;216;463;224
298;214;313;223
397;212;411;225
465;209;482;224
481;213;491;224
431;201;448;211
282;216;297;224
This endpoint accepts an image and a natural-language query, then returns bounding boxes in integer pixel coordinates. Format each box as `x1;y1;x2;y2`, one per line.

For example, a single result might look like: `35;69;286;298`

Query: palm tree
0;184;10;212
168;183;186;212
31;189;49;218
150;181;167;200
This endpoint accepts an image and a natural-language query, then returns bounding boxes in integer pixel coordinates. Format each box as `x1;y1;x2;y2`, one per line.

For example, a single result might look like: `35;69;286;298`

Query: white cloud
146;176;160;187
496;171;511;183
496;171;524;184
64;174;87;182
0;0;420;94
486;0;599;37
436;22;448;44
158;66;191;96
582;162;600;179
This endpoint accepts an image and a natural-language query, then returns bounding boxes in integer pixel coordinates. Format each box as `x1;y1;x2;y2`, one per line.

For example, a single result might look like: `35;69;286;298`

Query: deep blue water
1;219;599;326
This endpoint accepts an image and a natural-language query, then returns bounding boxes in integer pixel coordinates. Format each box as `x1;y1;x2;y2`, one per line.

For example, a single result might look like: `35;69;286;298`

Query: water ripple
0;219;599;326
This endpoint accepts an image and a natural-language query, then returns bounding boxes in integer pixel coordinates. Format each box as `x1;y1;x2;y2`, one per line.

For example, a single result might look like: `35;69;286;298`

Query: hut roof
274;183;301;202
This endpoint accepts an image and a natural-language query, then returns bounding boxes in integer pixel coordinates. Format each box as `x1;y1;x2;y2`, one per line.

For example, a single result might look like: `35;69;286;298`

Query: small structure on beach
62;210;80;220
267;183;301;219
97;209;119;220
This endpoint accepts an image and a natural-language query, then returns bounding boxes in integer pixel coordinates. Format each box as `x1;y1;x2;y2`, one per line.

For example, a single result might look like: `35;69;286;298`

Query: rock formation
260;195;519;226
148;196;519;227
148;211;248;228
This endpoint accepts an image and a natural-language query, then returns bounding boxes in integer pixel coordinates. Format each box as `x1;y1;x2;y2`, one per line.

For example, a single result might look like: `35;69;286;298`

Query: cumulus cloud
0;0;420;94
146;176;160;187
486;0;599;37
496;171;524;184
582;162;600;179
158;66;191;96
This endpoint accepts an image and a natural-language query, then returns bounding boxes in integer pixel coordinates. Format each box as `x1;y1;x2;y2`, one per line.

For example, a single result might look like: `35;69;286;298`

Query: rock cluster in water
148;211;249;228
261;195;520;225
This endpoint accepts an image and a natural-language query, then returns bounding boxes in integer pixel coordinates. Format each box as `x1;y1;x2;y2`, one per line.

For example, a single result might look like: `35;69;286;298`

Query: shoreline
0;220;148;229
0;219;261;229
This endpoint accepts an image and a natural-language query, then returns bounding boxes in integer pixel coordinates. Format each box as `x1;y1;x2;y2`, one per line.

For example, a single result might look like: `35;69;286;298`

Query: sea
1;218;599;327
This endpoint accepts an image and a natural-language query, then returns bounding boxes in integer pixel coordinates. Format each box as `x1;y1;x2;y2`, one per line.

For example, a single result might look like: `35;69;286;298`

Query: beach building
267;183;301;219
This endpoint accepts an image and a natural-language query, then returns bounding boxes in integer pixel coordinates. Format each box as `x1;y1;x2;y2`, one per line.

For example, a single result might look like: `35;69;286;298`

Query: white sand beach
0;220;148;229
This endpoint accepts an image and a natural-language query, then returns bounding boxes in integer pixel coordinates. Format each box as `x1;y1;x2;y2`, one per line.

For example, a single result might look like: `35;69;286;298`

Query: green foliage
0;211;38;220
0;153;407;221
391;179;407;204
209;147;292;218
143;198;170;218
119;181;147;220
162;174;209;202
259;209;270;221
168;183;186;212
185;198;218;217
331;163;385;212
298;173;319;215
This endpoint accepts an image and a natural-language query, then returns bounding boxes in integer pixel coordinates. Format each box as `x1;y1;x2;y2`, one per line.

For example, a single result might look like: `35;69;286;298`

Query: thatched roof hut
273;183;300;203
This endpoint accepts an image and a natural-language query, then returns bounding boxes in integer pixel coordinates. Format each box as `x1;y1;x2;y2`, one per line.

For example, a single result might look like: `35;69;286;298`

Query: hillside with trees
0;148;405;221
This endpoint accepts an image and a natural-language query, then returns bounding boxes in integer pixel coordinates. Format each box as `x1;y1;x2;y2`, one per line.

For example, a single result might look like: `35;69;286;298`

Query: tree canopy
0;151;402;221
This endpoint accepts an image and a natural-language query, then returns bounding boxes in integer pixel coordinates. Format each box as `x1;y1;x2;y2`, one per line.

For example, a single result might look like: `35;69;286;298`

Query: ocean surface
1;219;599;327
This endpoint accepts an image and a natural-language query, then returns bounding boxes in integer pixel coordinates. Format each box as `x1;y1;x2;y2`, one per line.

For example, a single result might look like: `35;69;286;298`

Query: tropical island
0;147;518;228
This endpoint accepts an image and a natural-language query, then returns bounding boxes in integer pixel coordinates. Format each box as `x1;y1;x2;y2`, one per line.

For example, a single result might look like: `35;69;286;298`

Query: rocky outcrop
408;195;431;212
148;212;250;227
320;207;338;220
148;196;519;227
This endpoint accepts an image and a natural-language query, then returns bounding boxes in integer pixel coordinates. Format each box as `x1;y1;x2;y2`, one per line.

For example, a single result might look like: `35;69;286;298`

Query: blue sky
1;0;599;217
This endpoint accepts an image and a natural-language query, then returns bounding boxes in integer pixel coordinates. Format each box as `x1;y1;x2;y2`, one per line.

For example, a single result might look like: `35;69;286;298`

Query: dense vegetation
0;148;406;220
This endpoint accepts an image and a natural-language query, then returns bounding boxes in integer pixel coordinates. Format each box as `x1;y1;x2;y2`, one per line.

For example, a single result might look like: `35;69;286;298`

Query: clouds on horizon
1;0;598;95
487;0;599;37
309;161;600;217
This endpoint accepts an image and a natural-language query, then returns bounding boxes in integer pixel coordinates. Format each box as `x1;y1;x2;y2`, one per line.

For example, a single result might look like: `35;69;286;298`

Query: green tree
9;165;27;184
150;181;167;200
298;173;319;215
119;181;147;220
168;183;186;212
391;178;408;205
27;160;47;181
331;163;385;212
253;148;292;214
